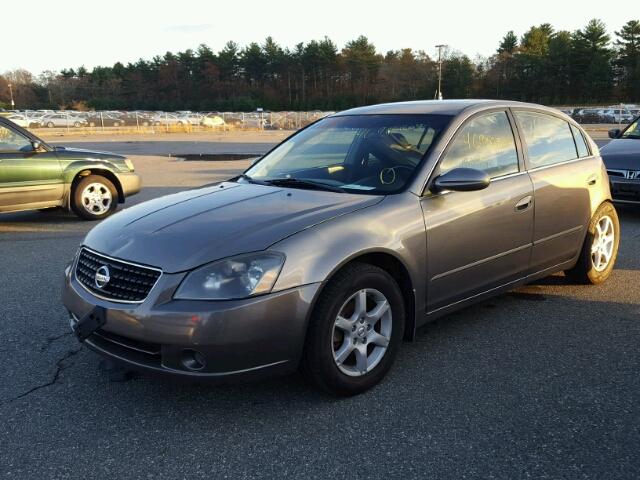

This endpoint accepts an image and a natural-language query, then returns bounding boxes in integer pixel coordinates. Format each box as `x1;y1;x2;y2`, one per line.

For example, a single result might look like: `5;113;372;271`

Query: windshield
621;118;640;139
244;114;452;194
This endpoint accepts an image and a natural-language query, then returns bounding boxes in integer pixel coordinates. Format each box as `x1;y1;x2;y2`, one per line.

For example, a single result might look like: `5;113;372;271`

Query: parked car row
0;109;332;130
567;105;639;124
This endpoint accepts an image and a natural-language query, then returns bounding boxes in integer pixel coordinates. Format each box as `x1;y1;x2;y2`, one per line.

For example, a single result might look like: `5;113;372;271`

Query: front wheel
302;263;405;396
71;175;119;221
565;202;619;284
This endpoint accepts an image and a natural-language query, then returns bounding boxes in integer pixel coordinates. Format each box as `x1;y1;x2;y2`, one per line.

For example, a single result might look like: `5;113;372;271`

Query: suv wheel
302;263;405;396
565;202;619;284
71;175;118;221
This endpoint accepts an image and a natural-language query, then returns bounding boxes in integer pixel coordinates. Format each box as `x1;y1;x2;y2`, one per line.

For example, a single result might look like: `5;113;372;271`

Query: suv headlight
174;252;285;300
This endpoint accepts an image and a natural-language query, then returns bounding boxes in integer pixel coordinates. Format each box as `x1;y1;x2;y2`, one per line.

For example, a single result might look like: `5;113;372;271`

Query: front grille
75;248;162;303
93;328;162;356
608;169;640;179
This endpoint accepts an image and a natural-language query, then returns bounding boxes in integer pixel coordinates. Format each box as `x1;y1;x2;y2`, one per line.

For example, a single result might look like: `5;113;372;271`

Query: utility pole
435;45;447;100
8;83;15;109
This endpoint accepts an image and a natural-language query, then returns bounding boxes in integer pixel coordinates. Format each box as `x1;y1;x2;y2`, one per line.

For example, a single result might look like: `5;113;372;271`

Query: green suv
0;116;140;220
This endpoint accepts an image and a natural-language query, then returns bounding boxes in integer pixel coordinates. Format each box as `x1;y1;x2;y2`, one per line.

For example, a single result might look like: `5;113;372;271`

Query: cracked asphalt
1;143;639;479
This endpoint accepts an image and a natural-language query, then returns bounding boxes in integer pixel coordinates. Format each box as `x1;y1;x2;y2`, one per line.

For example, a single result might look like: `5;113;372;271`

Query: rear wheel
565;202;619;284
47;122;54;128
71;175;118;221
302;263;405;396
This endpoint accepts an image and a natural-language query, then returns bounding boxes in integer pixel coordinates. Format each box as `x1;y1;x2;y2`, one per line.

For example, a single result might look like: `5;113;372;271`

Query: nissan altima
63;100;619;395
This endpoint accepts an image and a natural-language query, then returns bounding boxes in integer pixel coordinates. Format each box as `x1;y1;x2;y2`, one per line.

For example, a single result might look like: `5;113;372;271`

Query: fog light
181;349;206;371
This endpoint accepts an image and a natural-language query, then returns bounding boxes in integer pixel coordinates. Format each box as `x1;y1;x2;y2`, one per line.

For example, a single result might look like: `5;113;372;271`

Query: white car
6;114;30;128
41;113;89;128
201;115;226;128
599;108;634;124
177;113;204;125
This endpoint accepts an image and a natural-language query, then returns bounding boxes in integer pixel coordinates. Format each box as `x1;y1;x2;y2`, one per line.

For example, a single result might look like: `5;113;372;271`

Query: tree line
0;18;638;111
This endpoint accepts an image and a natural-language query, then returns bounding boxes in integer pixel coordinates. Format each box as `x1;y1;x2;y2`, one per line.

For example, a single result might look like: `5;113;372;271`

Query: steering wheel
379;165;414;185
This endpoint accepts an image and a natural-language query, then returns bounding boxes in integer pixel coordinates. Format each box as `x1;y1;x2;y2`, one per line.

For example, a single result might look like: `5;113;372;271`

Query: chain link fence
0;110;334;134
2;105;638;136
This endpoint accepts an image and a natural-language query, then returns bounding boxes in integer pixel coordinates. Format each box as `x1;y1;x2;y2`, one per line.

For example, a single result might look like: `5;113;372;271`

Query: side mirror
608;128;621;139
31;140;41;151
432;167;491;193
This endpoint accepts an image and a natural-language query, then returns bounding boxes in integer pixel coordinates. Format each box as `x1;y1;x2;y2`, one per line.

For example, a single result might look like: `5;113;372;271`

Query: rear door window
515;111;578;168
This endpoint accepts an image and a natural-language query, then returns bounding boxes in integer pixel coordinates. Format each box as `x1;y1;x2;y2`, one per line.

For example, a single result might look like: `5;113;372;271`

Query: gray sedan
62;100;619;395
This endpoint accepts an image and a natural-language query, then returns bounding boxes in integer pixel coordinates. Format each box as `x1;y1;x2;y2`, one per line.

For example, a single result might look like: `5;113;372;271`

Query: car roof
332;99;553;116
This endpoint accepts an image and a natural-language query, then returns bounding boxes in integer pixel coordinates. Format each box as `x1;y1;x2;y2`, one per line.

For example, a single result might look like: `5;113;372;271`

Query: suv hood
601;139;640;170
83;182;382;273
54;146;126;161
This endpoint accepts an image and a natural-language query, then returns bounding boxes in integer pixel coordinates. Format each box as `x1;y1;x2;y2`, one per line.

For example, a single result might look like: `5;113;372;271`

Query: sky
4;0;635;74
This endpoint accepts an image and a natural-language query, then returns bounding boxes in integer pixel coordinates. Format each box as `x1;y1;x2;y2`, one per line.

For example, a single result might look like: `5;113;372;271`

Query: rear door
0;122;63;209
513;109;596;273
421;109;534;312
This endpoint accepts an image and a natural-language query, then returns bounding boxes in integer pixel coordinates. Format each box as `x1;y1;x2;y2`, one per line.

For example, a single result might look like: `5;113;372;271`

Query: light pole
8;83;15;109
435;45;447;100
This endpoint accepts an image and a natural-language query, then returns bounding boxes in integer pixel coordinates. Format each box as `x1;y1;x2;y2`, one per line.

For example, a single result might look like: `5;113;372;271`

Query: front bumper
610;178;640;204
62;262;321;381
116;172;142;198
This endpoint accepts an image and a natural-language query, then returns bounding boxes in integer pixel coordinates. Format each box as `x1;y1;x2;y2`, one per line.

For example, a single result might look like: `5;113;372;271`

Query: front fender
61;160;124;184
270;193;428;316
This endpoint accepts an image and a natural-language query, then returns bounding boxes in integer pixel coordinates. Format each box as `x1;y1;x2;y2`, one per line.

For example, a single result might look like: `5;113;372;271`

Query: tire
565;202;619;284
301;262;405;396
71;175;119;221
47;122;54;128
74;122;81;128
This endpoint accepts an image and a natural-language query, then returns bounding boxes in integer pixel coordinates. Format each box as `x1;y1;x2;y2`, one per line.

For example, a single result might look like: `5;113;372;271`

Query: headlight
174;252;285;300
124;158;135;171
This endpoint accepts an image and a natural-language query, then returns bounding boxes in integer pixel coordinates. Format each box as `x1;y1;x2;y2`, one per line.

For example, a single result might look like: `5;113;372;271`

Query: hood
83;182;382;273
54;146;126;161
600;139;640;170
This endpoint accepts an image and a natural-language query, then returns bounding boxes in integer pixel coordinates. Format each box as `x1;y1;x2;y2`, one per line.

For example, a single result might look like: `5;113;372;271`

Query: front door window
0;125;32;153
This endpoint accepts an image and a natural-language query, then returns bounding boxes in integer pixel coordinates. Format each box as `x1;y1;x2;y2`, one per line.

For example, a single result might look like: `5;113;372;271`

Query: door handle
587;175;597;186
515;195;533;212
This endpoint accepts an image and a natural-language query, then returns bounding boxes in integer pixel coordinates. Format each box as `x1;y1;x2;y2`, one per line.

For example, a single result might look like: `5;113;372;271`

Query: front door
0;123;63;209
420;110;534;312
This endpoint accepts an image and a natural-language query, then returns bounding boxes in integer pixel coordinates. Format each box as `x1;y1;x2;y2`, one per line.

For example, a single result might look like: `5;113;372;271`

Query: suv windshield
244;114;452;194
621;118;640;139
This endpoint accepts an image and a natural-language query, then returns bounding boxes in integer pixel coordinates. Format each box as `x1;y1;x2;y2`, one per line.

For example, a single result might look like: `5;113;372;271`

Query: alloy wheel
591;215;615;272
332;288;392;377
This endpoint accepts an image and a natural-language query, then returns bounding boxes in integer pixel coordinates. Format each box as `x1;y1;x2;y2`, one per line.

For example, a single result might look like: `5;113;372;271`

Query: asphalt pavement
0;149;639;479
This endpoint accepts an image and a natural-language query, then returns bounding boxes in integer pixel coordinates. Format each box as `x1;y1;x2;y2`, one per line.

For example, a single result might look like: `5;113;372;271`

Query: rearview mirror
432;168;491;193
608;128;621;139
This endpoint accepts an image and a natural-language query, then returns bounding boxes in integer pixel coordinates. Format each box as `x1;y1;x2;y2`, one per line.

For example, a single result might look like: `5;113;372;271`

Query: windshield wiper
265;177;345;193
233;174;271;186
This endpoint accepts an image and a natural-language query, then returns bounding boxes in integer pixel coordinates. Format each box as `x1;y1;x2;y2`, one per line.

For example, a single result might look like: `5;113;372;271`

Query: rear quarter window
515;111;578;168
570;124;590;158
